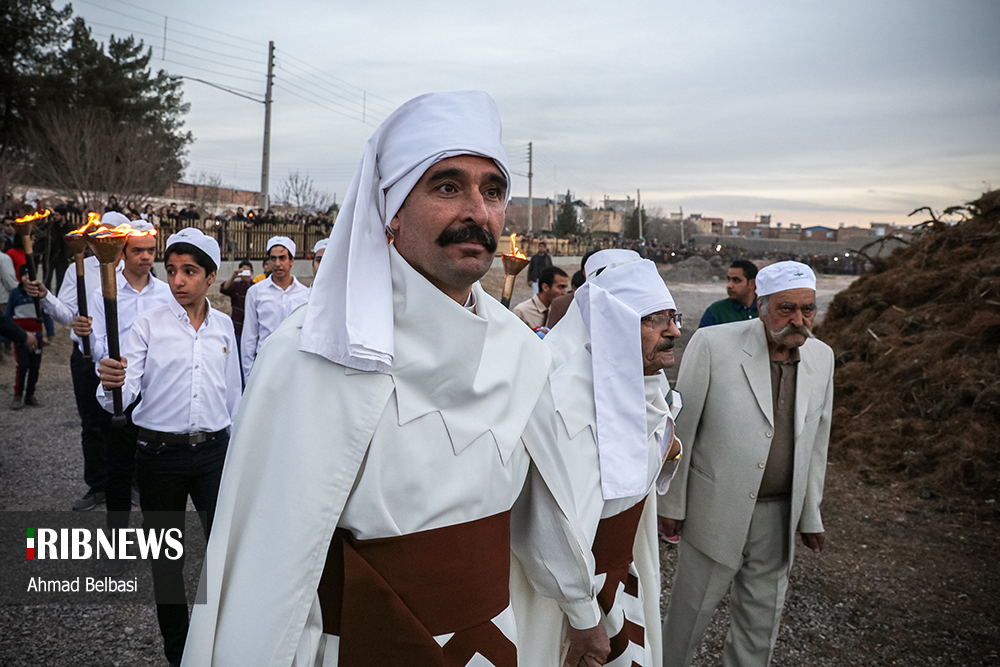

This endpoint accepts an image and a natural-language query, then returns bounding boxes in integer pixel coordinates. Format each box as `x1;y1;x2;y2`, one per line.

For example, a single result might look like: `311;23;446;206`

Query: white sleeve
240;287;260;380
42;291;75;325
90;288;109;374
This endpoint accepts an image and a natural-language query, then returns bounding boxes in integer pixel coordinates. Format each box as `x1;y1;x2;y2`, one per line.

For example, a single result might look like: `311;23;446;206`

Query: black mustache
436;225;498;253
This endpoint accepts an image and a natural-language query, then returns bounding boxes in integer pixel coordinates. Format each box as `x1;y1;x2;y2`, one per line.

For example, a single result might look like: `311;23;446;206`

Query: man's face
2;220;13;236
640;309;682;375
268;245;293;281
123;235;156;275
760;288;816;349
312;248;324;277
166;254;215;308
538;243;548;256
726;268;755;303
390;155;506;300
539;274;569;306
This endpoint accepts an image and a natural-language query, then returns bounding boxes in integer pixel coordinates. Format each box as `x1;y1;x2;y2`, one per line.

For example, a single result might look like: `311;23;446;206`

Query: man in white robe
512;251;684;667
183;91;608;667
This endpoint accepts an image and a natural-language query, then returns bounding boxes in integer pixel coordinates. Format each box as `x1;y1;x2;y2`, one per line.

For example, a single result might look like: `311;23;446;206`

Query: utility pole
260;41;275;212
637;188;642;239
679;204;685;247
527;142;534;233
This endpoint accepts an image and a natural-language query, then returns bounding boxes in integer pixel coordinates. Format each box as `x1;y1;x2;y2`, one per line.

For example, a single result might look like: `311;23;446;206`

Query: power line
275;61;396;121
274;64;390;124
174;76;264;104
273;83;371;125
275;49;397;111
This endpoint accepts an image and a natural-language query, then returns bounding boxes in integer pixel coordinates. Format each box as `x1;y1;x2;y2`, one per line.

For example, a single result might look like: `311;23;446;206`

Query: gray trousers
662;498;791;667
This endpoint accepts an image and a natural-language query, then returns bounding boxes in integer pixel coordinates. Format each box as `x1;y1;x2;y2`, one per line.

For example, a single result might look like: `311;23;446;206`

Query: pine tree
554;190;579;237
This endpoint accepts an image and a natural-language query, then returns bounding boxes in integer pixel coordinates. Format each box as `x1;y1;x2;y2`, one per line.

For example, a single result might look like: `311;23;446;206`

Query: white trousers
661;498;791;667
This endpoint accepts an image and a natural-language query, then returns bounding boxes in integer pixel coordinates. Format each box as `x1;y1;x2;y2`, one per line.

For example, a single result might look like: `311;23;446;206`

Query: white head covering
299;91;511;372
572;250;676;499
266;236;296;257
755;260;816;296
100;211;129;228
166;227;221;272
129;219;156;233
312;238;329;254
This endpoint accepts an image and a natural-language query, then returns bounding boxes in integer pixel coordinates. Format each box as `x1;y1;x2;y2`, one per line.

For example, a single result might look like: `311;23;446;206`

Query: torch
499;233;529;309
87;222;149;427
12;209;51;322
64;213;101;361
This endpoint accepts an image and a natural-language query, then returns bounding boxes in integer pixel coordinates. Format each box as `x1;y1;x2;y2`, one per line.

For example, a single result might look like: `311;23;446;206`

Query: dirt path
1;272;996;665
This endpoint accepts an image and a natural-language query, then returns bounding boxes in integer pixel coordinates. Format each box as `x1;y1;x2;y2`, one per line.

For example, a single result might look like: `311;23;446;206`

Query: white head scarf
299;91;511;372
267;236;296;257
312;238;329;254
573;250;676;499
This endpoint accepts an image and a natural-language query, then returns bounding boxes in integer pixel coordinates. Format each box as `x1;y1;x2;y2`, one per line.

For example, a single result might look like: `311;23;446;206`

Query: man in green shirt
698;259;759;328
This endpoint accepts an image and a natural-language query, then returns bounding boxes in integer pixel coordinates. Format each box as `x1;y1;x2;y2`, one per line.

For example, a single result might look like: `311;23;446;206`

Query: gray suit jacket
658;318;834;570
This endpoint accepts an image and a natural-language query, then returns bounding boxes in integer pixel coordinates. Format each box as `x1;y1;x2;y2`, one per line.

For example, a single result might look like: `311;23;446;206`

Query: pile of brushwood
816;190;1000;503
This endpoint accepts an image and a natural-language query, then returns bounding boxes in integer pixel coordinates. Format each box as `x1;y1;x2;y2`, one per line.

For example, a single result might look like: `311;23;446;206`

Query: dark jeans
136;432;228;664
13;336;41;397
103;400;139;531
70;344;107;493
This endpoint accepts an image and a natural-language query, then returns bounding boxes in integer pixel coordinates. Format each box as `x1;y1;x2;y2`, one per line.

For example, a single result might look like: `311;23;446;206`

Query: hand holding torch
500;233;529;309
87;223;133;427
12;210;51;322
64;213;100;360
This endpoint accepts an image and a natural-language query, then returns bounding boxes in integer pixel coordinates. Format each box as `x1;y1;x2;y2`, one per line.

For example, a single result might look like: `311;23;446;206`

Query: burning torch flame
505;233;528;260
14;209;52;224
88;222;157;239
67;212;102;237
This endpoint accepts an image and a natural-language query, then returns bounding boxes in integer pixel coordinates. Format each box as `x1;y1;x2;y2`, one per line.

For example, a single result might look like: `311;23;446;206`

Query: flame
505;233;527;260
14;209;52;224
88;222;157;239
67;213;102;236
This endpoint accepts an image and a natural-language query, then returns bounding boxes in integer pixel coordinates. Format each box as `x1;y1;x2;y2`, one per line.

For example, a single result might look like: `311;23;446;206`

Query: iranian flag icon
27;528;35;559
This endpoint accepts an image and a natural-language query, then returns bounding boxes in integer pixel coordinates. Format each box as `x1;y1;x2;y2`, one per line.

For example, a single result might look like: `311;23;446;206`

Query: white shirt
98;297;241;433
90;271;172;372
0;252;17;299
240;275;308;378
42;257;122;345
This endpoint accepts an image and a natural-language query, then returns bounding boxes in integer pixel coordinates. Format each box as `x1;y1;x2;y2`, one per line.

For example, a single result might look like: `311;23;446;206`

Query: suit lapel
793;341;817;439
741;320;774;427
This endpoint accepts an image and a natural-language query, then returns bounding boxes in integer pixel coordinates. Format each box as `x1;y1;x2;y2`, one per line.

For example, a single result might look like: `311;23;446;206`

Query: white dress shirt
240;275;308;378
42;257;122;345
98;297;241;433
90;271;171;372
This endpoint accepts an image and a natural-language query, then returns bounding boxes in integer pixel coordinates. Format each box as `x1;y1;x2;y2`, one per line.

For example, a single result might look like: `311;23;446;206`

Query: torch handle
75;257;92;360
21;241;44;322
500;274;517;309
103;295;127;427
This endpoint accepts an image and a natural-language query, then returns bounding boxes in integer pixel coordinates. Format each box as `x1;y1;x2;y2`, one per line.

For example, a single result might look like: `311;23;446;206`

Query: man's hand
23;334;39;353
71;315;92;337
801;532;825;553
99;356;127;390
24;279;47;299
665;435;681;462
658;517;683;539
563;624;610;667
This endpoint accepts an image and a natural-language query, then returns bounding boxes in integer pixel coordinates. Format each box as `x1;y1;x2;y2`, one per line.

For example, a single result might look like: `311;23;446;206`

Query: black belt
137;428;226;446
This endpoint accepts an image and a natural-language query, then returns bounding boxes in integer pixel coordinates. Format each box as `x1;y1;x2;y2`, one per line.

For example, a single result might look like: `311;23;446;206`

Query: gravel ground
2;270;997;666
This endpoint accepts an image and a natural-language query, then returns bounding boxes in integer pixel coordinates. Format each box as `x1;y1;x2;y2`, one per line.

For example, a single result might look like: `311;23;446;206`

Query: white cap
129;219;156;233
166;227;221;272
100;211;130;228
313;238;329;254
755;260;817;296
267;236;296;257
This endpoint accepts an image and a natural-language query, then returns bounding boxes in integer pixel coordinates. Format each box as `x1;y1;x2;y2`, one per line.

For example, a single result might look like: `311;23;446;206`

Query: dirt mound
816;190;1000;503
662;255;728;283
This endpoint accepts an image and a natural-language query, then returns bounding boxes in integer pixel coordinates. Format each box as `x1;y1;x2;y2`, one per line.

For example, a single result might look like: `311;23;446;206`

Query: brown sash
592;500;646;662
317;510;516;667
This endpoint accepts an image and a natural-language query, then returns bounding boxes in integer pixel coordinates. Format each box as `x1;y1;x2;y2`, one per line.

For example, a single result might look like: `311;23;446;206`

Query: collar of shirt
769;345;802;364
262;275;306;294
165;294;215;331
118;269;159;295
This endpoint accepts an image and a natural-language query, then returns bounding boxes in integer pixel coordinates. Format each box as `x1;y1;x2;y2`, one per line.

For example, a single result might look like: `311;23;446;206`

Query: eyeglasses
640;311;682;330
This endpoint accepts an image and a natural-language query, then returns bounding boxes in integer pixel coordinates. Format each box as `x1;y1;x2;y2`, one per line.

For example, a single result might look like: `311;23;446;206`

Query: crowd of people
4;92;834;667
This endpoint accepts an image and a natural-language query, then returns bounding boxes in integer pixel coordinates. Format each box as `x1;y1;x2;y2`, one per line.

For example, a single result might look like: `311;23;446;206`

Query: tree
623;206;647;240
2;4;191;195
280;170;333;215
553;190;580;237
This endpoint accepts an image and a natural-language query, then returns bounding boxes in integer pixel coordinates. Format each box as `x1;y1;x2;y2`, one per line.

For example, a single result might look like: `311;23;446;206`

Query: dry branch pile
816;190;1000;502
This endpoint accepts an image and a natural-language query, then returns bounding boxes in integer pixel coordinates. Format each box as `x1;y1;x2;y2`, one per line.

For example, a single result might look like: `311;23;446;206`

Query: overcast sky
73;0;1000;228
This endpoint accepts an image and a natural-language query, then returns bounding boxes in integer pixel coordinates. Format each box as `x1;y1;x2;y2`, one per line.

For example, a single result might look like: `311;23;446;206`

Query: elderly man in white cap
240;234;308;378
512;249;683;667
99;227;241;667
658;260;834;667
182;91;608;667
